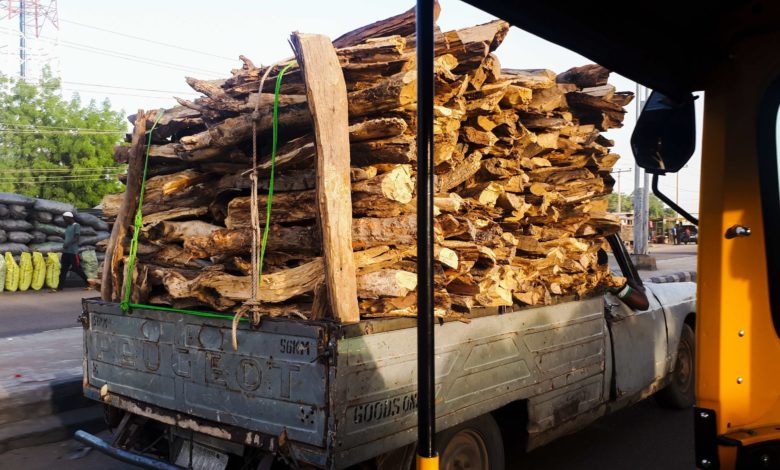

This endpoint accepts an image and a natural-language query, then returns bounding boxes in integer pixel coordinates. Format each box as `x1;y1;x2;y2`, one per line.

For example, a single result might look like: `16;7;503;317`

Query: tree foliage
0;70;126;208
606;191;677;218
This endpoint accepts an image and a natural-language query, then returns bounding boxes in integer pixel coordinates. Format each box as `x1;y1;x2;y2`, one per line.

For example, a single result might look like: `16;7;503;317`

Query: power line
0;166;123;173
5;178;122;185
60;18;236;62
59;41;222;76
0;25;224;77
60;88;185;100
2;124;124;132
0;129;123;135
0;176;120;182
61;80;197;95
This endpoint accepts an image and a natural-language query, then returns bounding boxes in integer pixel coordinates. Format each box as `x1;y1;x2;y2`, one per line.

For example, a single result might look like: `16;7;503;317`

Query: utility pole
0;0;59;80
633;82;645;255
19;0;26;78
631;84;657;269
613;168;632;213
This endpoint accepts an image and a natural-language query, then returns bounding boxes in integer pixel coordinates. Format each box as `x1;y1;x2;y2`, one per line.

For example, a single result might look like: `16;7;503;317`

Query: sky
0;0;701;214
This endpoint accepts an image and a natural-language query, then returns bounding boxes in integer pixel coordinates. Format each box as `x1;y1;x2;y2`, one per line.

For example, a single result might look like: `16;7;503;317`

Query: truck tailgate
83;300;330;447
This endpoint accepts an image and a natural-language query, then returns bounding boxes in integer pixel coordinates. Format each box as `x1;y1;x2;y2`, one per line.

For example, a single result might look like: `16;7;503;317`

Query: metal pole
643;170;650;245
19;0;26;78
633;83;646;255
676;172;680;207
415;0;437;467
613;168;631;214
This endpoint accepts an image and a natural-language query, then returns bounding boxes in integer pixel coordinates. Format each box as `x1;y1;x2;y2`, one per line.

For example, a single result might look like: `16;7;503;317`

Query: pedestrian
671;225;678;245
56;211;89;291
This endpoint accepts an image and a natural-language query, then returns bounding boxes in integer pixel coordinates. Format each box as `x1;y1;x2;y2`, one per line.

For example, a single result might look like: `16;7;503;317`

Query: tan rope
232;59;294;351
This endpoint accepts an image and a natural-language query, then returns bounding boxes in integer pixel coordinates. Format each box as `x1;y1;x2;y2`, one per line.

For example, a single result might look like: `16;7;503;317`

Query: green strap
121;110;164;312
258;62;295;288
120;62;295;318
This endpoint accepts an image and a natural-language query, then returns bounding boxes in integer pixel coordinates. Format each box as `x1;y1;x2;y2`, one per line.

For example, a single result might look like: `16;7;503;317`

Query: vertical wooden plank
292;33;360;323
101;110;147;301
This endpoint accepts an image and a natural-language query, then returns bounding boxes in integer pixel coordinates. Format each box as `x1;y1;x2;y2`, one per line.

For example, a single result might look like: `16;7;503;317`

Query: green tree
608;190;678;218
0;70;126;208
606;192;633;213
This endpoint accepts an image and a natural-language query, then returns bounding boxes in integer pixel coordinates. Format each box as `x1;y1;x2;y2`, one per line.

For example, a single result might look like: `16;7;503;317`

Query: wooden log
351;164;413;203
436;150;482;192
225;191;316;228
102;110;147;302
351;135;416;165
184;225;319;258
434;193;464;213
178;101;312;151
332;1;440;48
352;213;420;249
336;36;408;63
352;194;415;217
443;20;510;73
293;32;360;324
501;69;557;89
130;106;203;140
357;269;417;298
348;70;417;116
349;117;408;142
142;207;208;227
556;64;610;89
144;220;222;243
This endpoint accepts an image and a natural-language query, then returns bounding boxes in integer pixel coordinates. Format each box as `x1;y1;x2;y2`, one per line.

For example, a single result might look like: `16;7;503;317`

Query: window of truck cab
758;77;780;337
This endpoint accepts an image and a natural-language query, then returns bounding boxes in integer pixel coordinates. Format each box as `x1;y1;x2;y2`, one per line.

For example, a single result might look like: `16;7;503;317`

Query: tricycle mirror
631;91;696;175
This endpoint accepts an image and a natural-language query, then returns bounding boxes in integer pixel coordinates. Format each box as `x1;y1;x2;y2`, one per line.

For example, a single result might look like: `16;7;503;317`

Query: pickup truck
76;234;696;469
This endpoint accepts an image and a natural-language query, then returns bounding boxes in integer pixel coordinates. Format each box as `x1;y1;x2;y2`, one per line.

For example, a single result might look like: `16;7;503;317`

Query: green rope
121;110;164;312
257;62;294;289
127;303;246;321
119;62;295;319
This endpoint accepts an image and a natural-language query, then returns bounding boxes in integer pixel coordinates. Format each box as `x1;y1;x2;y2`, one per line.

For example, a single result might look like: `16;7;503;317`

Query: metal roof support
415;0;438;467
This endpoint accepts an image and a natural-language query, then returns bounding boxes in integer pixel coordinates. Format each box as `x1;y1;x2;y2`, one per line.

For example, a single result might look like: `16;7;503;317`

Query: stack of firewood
102;4;630;320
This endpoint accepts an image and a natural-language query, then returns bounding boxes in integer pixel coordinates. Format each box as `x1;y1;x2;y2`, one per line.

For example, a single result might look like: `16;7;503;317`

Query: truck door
604;234;669;400
606;291;668;400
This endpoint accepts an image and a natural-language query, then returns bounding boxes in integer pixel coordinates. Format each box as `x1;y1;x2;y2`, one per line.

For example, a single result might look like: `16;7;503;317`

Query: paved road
0;287;92;338
518;399;693;469
647;243;698;261
3;398;692;469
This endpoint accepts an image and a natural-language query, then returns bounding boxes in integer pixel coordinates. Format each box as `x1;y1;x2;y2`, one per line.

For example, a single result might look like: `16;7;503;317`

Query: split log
224;191;316;228
293;31;360;323
184;225;320;258
102;110;147;302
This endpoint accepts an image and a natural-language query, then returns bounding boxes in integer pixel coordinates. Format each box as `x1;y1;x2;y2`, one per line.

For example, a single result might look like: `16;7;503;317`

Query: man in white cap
57;211;89;290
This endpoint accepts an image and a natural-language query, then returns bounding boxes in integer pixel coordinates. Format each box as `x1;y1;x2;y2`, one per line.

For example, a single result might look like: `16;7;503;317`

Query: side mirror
631;91;696;175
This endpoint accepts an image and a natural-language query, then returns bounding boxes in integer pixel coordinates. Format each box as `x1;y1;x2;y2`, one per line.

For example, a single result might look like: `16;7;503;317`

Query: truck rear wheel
437;414;505;470
656;323;695;409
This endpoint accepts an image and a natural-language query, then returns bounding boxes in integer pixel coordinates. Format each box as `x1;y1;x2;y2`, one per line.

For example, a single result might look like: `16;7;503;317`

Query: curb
0;375;106;453
644;271;697;284
0;405;105;454
0;376;88;426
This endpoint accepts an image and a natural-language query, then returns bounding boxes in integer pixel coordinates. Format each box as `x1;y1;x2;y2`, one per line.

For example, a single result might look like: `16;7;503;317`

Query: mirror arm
651;174;699;225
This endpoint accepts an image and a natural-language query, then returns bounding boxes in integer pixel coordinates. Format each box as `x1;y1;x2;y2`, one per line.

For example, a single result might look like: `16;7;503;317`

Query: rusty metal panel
331;297;607;468
84;301;329;447
606;290;668;399
645;281;696;374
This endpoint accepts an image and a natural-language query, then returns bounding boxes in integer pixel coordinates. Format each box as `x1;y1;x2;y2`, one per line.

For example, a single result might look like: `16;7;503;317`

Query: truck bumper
74;430;183;470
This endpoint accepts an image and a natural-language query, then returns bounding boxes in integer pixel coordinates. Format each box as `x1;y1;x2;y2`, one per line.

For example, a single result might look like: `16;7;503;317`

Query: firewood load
102;3;630;322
